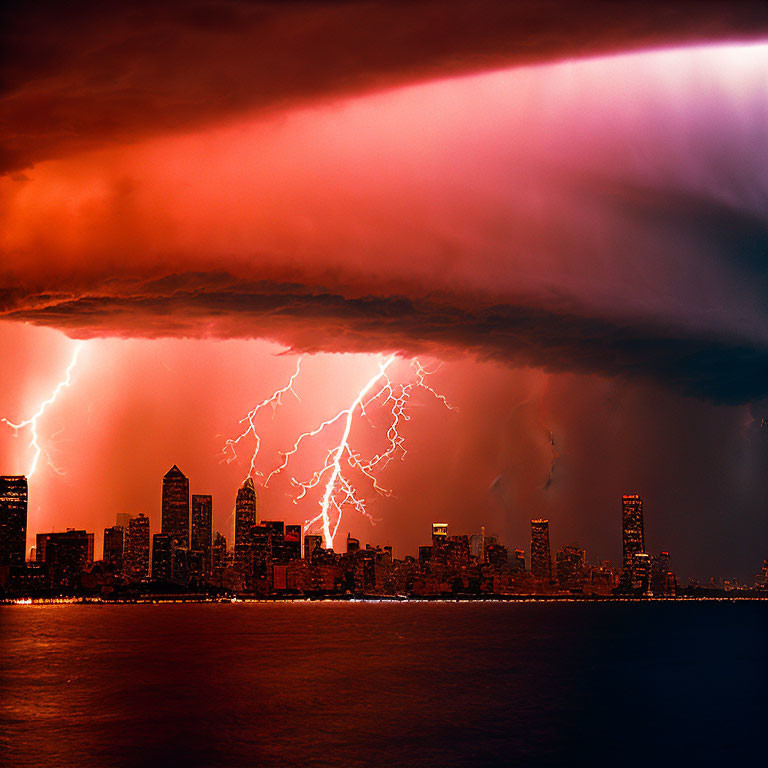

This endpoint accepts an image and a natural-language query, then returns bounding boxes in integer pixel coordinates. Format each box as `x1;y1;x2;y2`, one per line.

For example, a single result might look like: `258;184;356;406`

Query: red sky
2;2;768;580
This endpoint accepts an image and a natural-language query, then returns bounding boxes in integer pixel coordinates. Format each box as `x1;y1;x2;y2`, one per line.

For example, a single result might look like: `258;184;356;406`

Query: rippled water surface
1;602;765;767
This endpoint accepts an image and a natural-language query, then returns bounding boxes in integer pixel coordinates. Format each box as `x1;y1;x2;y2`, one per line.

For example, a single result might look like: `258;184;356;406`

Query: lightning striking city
1;342;84;478
224;355;455;548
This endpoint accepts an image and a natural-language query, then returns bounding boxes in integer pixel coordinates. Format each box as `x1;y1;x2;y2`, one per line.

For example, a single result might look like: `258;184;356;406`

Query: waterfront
1;602;765;767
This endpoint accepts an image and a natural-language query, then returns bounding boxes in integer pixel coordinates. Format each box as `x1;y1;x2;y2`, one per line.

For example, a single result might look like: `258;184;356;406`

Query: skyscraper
0;475;28;566
622;494;645;572
530;519;552;581
235;477;258;549
124;513;150;582
162;465;190;549
191;494;213;575
234;478;257;573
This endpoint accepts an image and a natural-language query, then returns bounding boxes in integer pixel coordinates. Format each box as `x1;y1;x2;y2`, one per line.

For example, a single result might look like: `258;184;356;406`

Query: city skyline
1;463;765;590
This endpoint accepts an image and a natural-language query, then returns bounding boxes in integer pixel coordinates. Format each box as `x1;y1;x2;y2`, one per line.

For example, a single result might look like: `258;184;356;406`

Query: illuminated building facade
432;522;448;548
631;552;652;593
191;494;213;575
124;513;150;582
622;494;645;572
234;478;258;572
162;465;190;549
0;475;28;566
530;519;552;581
103;525;124;572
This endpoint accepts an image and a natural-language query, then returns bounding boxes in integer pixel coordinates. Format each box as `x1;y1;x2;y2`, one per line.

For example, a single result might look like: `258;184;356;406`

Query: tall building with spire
161;465;190;549
235;478;258;548
0;475;28;566
234;477;258;573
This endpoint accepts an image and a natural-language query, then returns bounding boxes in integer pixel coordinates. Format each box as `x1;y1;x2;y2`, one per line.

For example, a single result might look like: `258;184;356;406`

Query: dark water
1;602;766;768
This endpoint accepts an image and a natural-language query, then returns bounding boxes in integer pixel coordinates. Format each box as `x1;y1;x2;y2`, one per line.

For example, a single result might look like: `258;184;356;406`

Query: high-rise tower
530;519;552;581
0;475;28;566
234;478;258;574
622;494;645;572
162;465;190;549
235;478;258;549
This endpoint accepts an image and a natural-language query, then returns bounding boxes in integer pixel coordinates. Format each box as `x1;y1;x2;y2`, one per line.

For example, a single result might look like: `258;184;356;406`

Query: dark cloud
3;0;768;172
4;272;768;403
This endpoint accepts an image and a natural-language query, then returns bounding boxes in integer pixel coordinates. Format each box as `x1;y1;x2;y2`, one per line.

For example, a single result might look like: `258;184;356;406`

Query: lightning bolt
222;357;303;478
224;354;455;549
1;342;84;477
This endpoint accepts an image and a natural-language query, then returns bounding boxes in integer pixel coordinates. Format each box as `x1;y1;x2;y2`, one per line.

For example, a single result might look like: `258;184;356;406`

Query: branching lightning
222;358;303;478
1;342;84;477
224;355;455;548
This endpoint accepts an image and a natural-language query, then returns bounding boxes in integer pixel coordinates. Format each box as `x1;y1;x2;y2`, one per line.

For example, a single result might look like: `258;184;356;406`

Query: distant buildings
530;519;552;581
0;475;27;566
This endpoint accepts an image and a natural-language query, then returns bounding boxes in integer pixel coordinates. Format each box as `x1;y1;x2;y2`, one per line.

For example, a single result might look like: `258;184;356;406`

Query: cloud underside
3;0;768;172
3;275;766;403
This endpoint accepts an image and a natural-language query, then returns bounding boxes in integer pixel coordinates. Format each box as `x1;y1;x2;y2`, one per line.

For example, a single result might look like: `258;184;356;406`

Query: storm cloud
3;273;768;404
3;0;768;173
